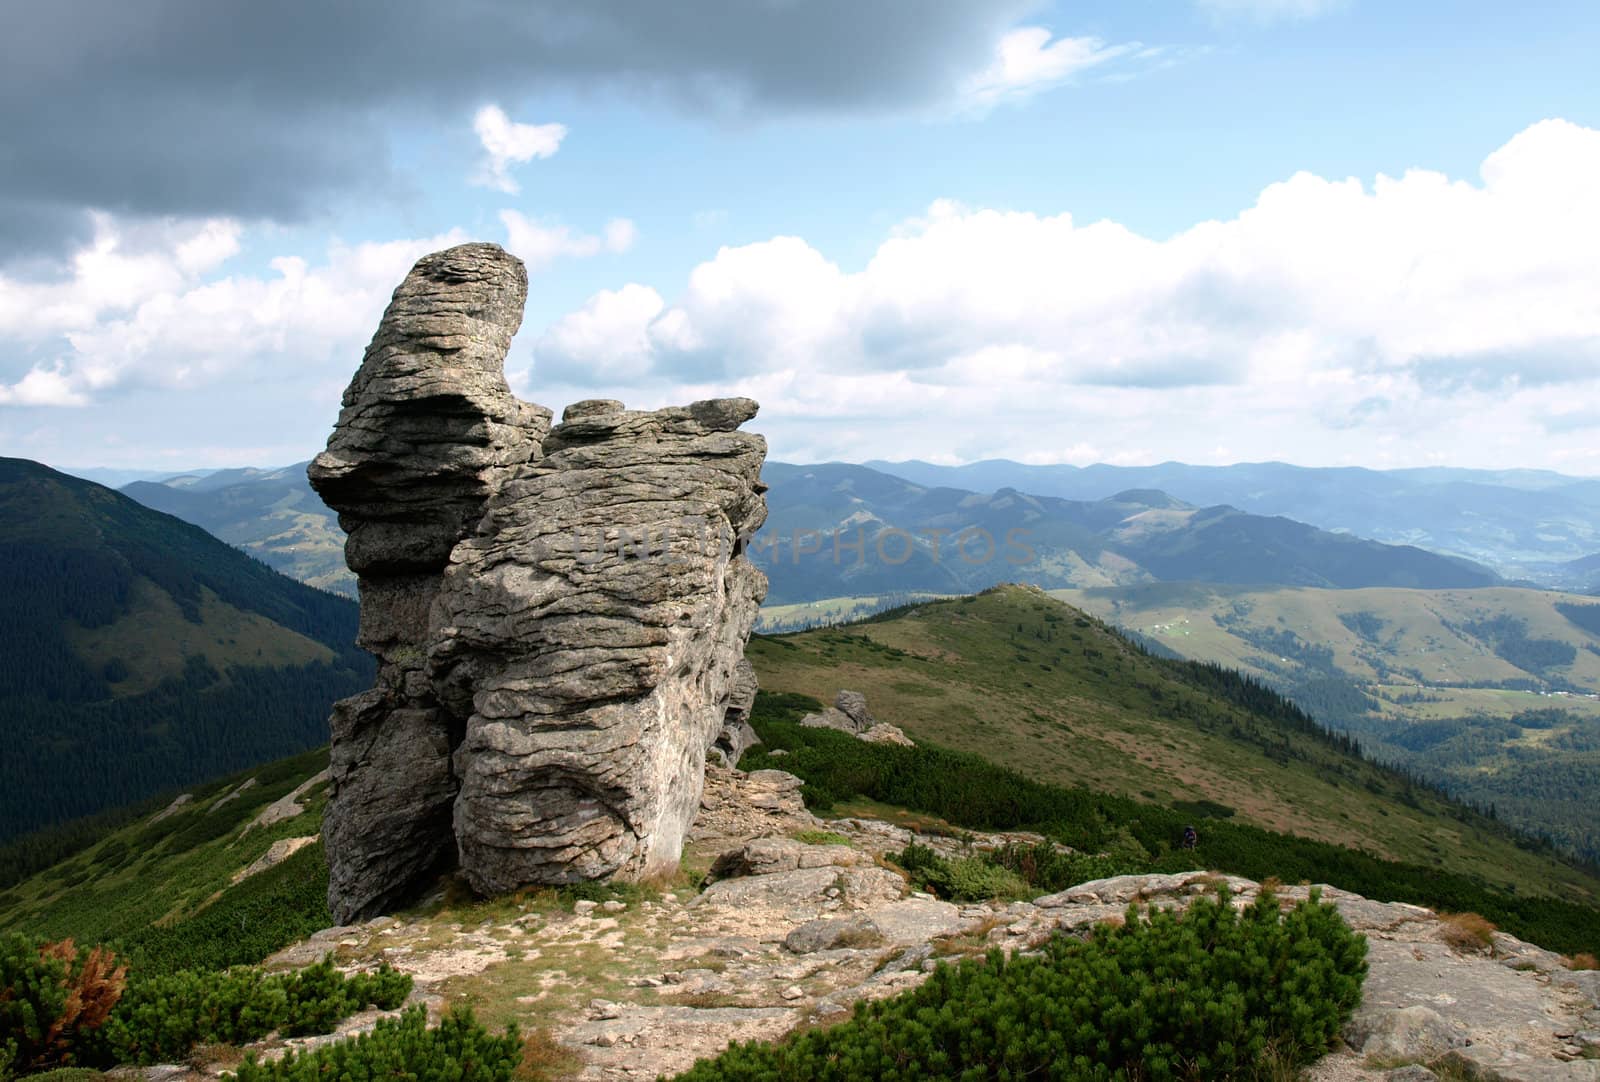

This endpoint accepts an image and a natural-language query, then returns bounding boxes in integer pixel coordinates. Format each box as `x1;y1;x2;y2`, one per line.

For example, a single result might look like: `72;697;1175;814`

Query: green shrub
893;843;1031;902
91;966;284;1065
88;959;412;1066
672;888;1367;1081
118;842;331;976
0;936;126;1077
987;840;1139;894
232;1006;522;1082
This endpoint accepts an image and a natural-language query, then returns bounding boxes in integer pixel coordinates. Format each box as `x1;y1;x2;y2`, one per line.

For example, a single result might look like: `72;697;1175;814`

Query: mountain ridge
0;457;371;840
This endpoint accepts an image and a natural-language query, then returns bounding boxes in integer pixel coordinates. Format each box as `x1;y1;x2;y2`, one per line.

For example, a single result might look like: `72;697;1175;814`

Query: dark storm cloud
0;0;1036;261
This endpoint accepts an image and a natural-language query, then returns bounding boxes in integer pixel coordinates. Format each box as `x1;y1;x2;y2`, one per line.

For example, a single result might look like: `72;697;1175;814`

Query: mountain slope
0;457;371;840
122;461;352;595
747;585;1599;903
755;462;1498;603
866;458;1600;579
1053;581;1600;863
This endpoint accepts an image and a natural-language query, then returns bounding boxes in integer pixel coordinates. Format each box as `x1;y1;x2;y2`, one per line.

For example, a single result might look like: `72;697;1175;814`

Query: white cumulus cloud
529;119;1600;471
471;104;568;194
0;217;469;408
500;210;636;271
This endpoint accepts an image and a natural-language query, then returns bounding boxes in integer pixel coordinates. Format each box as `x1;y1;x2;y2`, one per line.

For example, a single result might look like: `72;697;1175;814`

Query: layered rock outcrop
309;243;767;921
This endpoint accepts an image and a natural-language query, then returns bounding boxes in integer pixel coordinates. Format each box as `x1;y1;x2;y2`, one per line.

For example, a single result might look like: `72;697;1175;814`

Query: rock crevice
309;243;767;922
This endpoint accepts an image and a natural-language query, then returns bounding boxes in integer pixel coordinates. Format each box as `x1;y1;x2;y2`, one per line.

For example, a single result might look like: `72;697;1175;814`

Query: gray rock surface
798;706;861;734
1351;1004;1466;1062
308;243;767;920
435;396;768;893
859;722;915;746
833;690;872;729
711;659;760;766
263;770;1600;1082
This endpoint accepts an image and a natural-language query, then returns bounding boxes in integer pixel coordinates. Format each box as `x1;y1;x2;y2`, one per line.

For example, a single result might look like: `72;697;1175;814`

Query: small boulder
859;723;914;747
1353;1005;1464;1062
784;914;882;954
1384;1068;1439;1082
834;690;873;730
799;707;860;734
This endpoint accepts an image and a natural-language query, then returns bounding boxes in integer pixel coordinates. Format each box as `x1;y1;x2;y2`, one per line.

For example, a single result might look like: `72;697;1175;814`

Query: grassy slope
1052;582;1600;713
68;577;334;696
748;585;1600;904
0;749;331;967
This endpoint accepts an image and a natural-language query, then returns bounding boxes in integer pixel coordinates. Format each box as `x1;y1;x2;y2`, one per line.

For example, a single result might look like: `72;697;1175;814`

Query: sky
2;0;1599;476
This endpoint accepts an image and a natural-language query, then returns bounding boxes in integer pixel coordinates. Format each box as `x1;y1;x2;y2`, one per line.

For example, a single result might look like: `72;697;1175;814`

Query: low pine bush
672;888;1368;1082
233;1006;522;1082
87;958;412;1066
894;842;1032;902
0;934;126;1077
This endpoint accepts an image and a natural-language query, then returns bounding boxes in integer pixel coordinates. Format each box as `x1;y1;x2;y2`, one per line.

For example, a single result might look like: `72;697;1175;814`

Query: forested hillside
0;458;370;840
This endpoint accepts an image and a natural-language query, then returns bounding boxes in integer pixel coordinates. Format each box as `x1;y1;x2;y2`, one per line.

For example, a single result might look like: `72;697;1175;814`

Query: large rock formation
309;243;767;921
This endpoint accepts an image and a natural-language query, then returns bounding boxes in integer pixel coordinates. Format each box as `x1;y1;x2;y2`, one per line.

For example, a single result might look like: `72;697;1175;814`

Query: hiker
1181;824;1198;851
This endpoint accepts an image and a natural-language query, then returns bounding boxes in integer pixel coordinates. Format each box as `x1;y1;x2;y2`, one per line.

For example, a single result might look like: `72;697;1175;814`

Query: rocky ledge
238;765;1600;1082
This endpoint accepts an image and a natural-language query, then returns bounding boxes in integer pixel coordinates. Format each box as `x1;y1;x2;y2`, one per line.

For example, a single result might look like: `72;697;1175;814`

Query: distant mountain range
0;458;370;840
113;458;1512;606
753;462;1498;604
121;463;349;595
867;459;1600;586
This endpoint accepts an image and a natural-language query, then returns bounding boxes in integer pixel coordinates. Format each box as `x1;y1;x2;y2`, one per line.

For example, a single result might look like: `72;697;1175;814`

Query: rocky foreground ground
135;764;1600;1082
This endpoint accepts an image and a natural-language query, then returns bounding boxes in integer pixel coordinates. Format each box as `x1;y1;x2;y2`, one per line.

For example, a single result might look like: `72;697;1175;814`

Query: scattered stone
780;985;804;1001
602;900;628;913
784;914;882;954
574;900;599;916
859;722;915;746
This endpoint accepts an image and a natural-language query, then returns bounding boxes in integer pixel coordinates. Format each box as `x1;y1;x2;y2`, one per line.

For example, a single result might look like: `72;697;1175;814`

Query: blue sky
2;0;1599;474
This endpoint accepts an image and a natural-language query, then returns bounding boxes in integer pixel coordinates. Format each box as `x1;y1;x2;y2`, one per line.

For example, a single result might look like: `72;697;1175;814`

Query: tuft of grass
515;1028;583;1081
792;830;851;847
1568;951;1599;970
1438;912;1497;954
189;1042;246;1072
